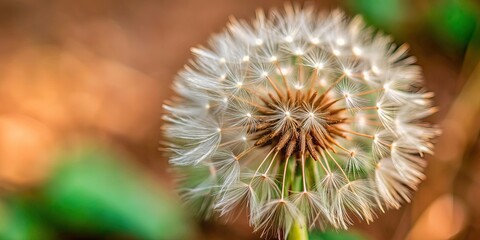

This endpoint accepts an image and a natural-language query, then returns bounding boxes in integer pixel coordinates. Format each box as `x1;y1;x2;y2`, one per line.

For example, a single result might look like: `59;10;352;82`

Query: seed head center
251;87;348;160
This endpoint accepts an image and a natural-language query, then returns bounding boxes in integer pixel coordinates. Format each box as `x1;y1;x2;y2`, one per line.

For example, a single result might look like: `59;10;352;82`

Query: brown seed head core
251;78;350;161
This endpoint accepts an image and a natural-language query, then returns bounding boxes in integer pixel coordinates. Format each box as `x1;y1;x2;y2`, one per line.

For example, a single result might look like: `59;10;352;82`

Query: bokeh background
0;0;478;239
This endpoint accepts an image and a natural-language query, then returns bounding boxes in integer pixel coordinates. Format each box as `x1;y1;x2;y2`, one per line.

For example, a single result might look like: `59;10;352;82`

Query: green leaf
42;145;190;240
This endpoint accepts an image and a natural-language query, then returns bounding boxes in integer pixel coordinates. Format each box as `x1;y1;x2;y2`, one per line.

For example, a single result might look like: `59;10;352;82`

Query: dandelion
163;4;440;239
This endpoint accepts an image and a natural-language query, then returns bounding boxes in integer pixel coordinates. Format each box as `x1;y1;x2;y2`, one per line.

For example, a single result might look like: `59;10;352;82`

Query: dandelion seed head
163;4;439;237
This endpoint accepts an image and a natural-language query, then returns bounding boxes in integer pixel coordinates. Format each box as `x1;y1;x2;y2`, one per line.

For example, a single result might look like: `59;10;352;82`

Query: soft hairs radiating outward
163;3;439;238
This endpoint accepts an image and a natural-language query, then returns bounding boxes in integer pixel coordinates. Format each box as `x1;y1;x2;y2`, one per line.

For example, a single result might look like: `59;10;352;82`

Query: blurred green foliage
348;0;480;53
428;0;479;50
0;198;55;240
0;145;190;240
346;0;406;33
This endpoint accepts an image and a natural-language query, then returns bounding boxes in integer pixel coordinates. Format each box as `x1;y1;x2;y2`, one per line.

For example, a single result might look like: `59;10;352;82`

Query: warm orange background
0;1;478;239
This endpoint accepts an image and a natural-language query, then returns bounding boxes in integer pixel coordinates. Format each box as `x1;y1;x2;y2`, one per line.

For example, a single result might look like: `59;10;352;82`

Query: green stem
287;218;308;240
287;159;309;240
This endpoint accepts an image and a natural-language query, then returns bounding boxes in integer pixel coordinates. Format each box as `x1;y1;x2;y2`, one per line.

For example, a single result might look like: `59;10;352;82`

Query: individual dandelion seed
162;3;440;239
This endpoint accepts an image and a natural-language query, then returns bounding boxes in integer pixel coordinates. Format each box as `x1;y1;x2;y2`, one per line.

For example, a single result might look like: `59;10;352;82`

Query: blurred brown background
0;0;478;239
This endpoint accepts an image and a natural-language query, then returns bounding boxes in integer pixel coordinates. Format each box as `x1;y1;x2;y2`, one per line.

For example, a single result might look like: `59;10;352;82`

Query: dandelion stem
287;219;308;240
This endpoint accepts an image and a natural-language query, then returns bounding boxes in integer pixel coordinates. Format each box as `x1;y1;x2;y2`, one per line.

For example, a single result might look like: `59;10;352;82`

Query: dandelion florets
163;4;439;238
